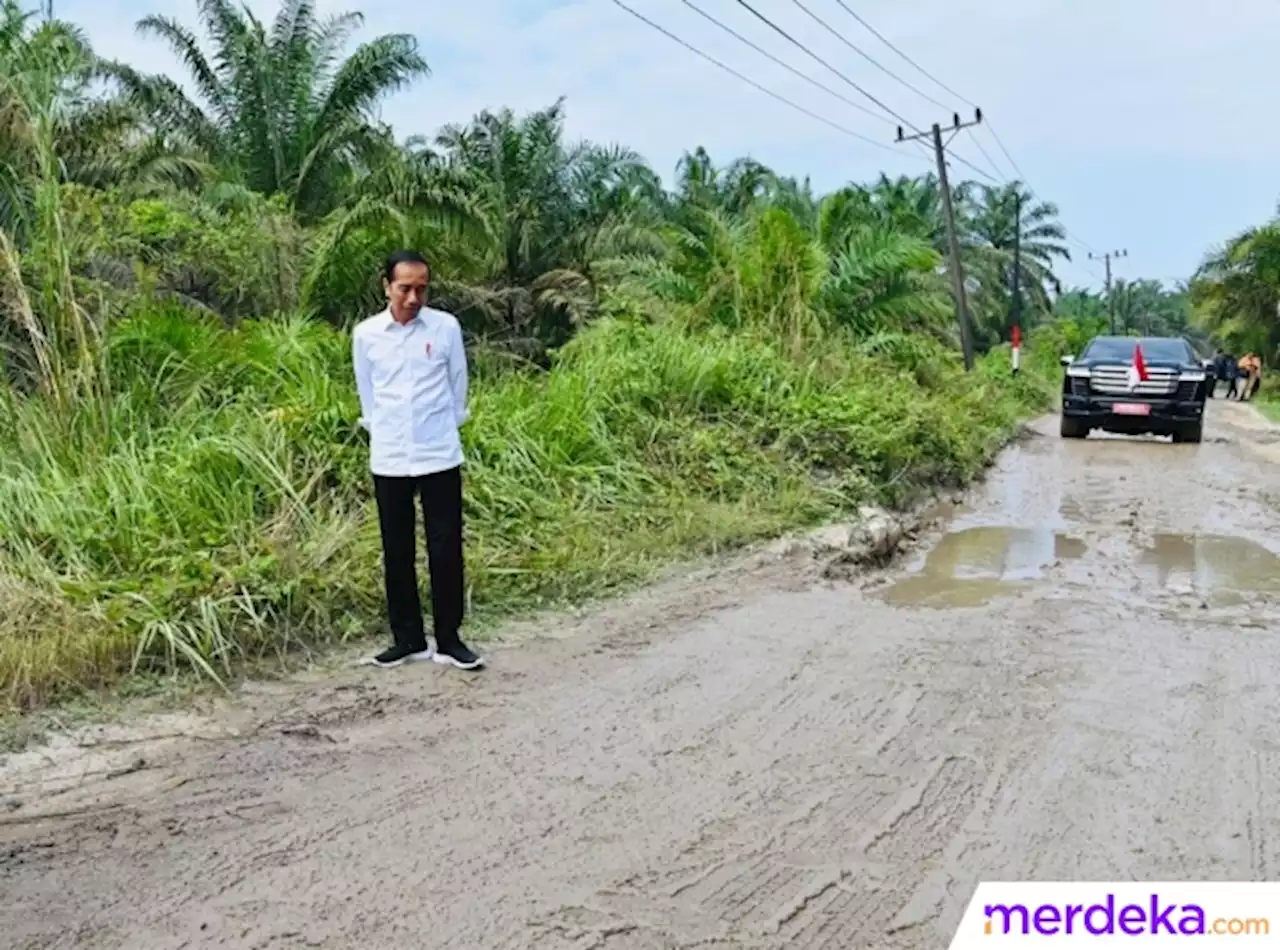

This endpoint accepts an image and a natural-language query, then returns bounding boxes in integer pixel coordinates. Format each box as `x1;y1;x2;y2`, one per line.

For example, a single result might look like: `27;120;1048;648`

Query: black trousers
373;467;465;651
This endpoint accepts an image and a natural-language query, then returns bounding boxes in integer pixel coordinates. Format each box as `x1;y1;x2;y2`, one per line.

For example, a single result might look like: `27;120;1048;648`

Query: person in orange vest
1242;353;1264;401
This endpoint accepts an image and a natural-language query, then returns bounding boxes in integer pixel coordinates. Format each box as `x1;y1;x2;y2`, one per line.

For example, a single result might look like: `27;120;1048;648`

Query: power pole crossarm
897;109;983;371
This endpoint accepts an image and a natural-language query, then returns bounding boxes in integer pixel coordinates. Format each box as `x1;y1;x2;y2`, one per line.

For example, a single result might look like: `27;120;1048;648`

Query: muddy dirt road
5;400;1280;949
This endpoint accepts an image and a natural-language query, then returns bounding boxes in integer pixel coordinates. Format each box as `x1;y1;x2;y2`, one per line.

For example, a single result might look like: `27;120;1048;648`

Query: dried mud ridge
5;402;1280;949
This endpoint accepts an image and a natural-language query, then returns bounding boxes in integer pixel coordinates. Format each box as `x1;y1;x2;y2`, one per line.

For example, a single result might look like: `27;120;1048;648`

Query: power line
829;0;974;108
982;128;1099;256
980;120;1099;255
784;0;952;112
944;144;1000;184
729;0;924;134
607;0;924;161
1064;230;1101;257
613;0;1081;263
968;135;1008;182
985;122;1026;182
687;0;1002;186
767;0;1002;185
983;135;1096;259
797;5;1039;196
677;0;892;127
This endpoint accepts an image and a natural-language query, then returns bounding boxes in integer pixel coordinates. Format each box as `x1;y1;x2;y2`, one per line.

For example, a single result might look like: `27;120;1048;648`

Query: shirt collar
382;307;427;330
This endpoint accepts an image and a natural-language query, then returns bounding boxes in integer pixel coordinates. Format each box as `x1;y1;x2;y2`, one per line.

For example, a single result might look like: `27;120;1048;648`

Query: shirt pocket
411;336;451;380
418;334;450;364
368;337;407;386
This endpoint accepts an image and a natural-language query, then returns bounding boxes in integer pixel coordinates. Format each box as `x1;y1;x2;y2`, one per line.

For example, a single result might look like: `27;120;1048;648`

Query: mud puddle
1139;533;1280;605
878;526;1087;608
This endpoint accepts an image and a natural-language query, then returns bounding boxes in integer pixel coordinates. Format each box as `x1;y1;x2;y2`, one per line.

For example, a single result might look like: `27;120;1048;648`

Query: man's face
385;261;429;323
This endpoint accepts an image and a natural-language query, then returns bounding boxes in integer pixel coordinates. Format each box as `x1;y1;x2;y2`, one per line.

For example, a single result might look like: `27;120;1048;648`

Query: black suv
1059;335;1213;443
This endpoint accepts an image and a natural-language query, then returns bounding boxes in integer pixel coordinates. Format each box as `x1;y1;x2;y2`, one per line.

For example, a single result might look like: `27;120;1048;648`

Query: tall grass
0;301;1053;710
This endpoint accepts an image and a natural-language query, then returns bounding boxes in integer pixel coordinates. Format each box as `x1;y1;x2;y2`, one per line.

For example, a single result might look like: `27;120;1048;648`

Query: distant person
351;250;485;671
1222;353;1240;400
1209;349;1225;398
1236;353;1252;400
1241;353;1263;401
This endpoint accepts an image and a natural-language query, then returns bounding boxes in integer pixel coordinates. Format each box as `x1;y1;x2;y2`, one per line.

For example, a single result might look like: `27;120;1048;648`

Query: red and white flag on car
1126;342;1150;389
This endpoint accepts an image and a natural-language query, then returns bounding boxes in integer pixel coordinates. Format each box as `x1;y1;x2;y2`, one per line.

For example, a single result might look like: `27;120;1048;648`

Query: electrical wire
612;0;1090;261
764;0;1003;185
968;135;1008;182
729;0;925;134
985;122;1026;182
678;0;892;126
817;2;1113;291
806;4;1048;194
1067;232;1102;257
829;0;975;109
784;0;953;112
607;0;926;162
944;147;1000;184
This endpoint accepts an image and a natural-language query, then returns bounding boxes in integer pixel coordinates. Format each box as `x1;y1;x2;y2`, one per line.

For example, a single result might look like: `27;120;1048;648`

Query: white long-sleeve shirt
351;306;470;477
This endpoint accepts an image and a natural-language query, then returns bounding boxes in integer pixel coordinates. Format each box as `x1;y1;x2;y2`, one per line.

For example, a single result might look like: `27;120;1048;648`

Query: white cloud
62;0;1280;289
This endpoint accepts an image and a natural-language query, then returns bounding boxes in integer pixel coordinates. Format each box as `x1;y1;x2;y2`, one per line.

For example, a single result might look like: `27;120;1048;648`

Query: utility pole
1010;189;1023;340
1089;249;1128;334
897;110;983;371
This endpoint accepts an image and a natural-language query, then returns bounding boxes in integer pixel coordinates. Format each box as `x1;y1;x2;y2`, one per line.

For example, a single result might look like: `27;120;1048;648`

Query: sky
59;0;1280;293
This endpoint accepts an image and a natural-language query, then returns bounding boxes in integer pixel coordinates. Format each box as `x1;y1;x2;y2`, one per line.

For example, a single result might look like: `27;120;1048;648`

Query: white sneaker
358;644;434;668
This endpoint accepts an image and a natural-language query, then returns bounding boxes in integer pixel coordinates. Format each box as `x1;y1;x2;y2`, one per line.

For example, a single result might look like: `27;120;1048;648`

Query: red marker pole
1011;325;1022;376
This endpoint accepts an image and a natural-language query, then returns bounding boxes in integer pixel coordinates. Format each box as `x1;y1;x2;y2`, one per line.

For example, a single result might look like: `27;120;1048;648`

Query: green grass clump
0;304;1053;711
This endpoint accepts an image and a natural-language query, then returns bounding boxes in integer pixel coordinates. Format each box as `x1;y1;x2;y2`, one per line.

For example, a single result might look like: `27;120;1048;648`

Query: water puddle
878;526;1087;608
1139;534;1280;604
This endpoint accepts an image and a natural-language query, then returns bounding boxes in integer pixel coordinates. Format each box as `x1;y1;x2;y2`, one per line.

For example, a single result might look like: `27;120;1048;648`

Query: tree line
1190;211;1280;361
0;0;1074;708
0;0;1113;384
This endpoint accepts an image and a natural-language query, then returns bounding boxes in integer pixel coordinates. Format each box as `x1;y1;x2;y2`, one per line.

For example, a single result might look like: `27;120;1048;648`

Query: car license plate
1113;403;1151;416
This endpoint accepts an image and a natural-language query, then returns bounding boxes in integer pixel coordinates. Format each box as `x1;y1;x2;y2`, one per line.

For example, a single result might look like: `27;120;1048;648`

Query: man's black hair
383;249;430;283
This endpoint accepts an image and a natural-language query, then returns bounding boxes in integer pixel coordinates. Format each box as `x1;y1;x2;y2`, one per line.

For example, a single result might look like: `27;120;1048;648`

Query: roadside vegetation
1188;207;1280;411
0;0;1067;712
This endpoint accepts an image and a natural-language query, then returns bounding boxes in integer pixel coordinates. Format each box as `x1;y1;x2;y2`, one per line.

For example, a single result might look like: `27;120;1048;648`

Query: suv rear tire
1060;415;1089;439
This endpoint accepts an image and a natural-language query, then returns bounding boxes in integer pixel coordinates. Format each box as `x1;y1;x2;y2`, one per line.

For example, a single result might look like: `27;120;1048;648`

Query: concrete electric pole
1089;249;1128;335
1010;189;1023;340
896;110;984;371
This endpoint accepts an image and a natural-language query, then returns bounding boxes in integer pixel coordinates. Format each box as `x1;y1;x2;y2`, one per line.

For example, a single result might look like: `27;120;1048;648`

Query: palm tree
1110;278;1193;338
639;166;952;349
1191;220;1280;359
0;0;200;243
820;221;951;340
105;0;429;221
1054;287;1107;324
430;99;664;347
963;181;1070;345
861;173;944;247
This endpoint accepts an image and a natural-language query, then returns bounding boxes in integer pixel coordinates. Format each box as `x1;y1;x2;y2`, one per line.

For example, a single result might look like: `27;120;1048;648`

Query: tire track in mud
6;403;1280;949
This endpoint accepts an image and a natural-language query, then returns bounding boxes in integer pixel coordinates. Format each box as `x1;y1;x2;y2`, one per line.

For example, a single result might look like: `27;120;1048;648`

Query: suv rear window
1082;337;1193;363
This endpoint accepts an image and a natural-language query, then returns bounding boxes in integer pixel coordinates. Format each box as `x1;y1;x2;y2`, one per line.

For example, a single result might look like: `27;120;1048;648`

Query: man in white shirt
351;250;484;670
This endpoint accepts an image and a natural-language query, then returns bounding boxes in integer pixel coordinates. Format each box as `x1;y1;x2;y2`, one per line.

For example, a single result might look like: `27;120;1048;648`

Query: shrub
0;305;1052;710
